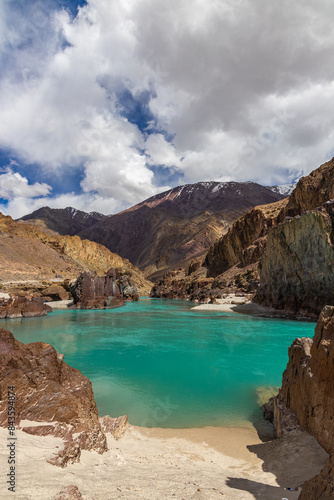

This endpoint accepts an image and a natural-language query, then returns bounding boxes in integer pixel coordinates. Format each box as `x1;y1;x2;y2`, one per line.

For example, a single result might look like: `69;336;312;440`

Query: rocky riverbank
263;305;334;498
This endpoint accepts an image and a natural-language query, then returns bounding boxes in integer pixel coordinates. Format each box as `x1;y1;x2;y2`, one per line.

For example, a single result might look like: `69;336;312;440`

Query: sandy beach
191;294;310;319
0;423;328;500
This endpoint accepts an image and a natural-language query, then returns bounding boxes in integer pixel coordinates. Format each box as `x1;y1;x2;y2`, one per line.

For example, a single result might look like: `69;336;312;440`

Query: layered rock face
0;296;52;318
70;268;127;309
283;157;334;218
205;199;287;277
256;203;334;317
265;306;334;498
0;328;107;466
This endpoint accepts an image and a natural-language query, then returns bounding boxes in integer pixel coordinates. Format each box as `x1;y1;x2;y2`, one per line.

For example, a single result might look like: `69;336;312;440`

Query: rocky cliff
205;199;288;277
264;306;334;499
256;202;334;317
283;157;334;218
0;328;107;466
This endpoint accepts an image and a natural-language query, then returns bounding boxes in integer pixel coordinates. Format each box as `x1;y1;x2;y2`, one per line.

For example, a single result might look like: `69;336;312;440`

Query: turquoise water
1;299;315;428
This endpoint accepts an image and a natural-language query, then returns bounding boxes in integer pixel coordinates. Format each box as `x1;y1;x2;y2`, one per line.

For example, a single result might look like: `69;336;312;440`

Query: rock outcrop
264;306;334;498
0;328;107;465
70;268;126;309
205;199;288;277
0;296;52;318
256;203;334;317
298;455;334;500
283;157;334;218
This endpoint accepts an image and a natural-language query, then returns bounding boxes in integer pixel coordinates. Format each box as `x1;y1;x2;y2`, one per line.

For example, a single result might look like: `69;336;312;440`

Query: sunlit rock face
0;328;107;466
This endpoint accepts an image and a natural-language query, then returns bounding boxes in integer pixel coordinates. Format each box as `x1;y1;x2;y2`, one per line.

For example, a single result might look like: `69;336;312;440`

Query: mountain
0;212;152;294
75;181;285;279
267;183;296;197
19;206;107;236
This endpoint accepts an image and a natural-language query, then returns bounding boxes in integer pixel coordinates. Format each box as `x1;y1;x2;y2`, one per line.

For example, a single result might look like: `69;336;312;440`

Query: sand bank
191;294;307;319
0;424;327;499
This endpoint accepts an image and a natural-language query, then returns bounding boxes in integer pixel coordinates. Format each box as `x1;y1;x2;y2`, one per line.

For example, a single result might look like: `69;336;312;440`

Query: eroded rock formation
70;268;125;309
0;328;107;466
264;306;334;498
205;199;288;277
0;296;52;318
256;203;334;317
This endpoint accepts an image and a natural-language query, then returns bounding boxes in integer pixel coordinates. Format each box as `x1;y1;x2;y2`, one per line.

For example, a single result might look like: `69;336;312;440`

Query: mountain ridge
19;180;285;279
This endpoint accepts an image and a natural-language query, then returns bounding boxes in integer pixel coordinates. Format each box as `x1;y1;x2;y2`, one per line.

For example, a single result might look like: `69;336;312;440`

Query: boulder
0;328;107;466
0;296;52;319
70;268;125;309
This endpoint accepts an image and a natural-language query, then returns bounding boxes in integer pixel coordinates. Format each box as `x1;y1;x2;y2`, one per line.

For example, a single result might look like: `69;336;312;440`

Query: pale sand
191;294;284;317
0;424;328;500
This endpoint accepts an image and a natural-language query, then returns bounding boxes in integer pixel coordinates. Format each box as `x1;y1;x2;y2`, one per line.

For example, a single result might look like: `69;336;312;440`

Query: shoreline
191;294;317;321
0;423;328;499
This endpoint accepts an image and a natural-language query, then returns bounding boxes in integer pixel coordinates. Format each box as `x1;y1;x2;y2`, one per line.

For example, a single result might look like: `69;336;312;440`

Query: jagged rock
298;455;334;500
0;328;107;465
48;442;81;468
263;307;334;499
204;199;287;277
70;268;125;309
99;415;129;440
118;275;139;301
0;296;52;319
256;204;334;317
53;484;83;499
283;157;334;218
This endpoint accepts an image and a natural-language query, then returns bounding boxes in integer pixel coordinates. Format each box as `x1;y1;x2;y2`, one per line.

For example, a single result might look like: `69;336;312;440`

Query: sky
1;0;334;218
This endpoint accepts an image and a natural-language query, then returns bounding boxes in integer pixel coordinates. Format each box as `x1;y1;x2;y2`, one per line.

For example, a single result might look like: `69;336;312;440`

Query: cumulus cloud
1;0;334;216
0;168;51;199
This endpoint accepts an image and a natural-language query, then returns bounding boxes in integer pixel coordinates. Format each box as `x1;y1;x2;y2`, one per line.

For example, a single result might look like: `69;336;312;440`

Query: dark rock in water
263;306;334;499
70;268;125;309
0;328;107;466
0;296;52;318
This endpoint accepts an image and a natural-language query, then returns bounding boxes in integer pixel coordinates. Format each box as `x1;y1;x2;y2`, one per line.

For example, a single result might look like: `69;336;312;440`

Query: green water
1;299;315;428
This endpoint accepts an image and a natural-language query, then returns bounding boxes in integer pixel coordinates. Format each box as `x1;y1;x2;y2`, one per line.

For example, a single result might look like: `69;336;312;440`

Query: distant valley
19;181;286;280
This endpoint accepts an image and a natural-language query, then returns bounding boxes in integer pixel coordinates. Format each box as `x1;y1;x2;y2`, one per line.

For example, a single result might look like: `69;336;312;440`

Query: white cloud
0;169;51;199
0;192;121;220
1;0;334;216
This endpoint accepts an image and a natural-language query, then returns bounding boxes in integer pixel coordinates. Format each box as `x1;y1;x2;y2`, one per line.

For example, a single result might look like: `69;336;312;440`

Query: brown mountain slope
154;156;334;308
77;181;284;278
20;182;284;280
0;212;151;294
19;206;107;236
